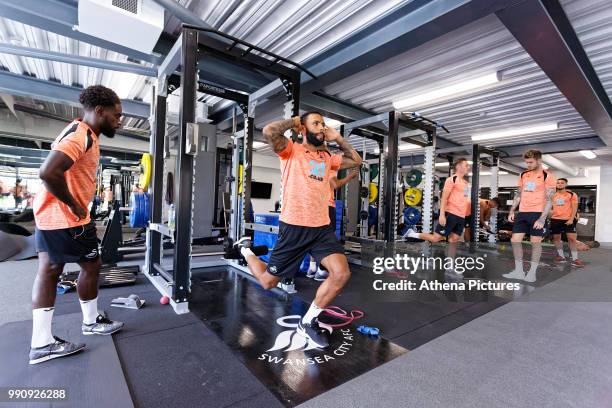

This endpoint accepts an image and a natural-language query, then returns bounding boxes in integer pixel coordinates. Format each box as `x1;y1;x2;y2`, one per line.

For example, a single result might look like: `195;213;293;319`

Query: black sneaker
29;336;85;365
297;318;330;349
82;313;124;336
224;237;252;259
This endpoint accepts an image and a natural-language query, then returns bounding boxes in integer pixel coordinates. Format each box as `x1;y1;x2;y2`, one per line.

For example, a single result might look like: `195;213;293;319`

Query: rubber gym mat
0;312;133;408
115;322;282;408
189;268;407;407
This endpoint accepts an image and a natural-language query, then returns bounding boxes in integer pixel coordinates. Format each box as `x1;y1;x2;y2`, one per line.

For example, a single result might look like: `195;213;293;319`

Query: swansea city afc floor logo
258;315;354;366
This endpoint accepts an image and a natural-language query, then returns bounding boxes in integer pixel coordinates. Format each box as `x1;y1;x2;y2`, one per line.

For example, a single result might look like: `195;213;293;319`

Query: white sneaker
314;268;329;281
306;266;317;278
502;270;525;280
403;228;419;239
523;271;537;283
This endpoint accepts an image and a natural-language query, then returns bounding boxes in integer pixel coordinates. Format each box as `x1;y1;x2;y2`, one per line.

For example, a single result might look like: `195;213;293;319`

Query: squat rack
144;25;312;313
341;111;438;243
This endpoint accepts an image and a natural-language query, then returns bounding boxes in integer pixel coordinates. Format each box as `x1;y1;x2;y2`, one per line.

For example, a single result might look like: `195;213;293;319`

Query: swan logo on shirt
258;314;354;366
308;160;325;181
524;181;536;192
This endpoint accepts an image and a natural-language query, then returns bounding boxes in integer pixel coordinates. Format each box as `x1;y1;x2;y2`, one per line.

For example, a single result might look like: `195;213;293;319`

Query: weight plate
405;169;423;188
403;206;422;226
404;187;422;206
360;186;369;198
368;205;377;226
359;210;369;220
368;183;378;204
370;164;379;180
136;192;145;228
238;164;243;195
143;192;150;224
139;153;152;191
129;193;138;228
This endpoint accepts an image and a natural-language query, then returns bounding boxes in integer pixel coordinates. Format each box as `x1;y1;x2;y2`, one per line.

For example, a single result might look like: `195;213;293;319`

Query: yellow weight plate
139;153;152;191
369;182;378;204
404;187;422;206
238;164;243;195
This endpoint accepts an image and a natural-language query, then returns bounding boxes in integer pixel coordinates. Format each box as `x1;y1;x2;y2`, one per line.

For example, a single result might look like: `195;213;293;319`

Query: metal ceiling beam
542;154;579;177
496;136;605;157
152;0;213;29
0;102;149;140
248;0;518;104
0;43;157;77
0;0;162;65
0;71;150;118
0;0;266;92
497;0;612;145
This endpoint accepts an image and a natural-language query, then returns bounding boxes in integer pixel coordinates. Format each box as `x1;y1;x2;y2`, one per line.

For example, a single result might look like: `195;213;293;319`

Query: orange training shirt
328;169;337;208
552;190;577;220
443;175;469;218
518;169;556;213
34;120;100;230
277;139;342;227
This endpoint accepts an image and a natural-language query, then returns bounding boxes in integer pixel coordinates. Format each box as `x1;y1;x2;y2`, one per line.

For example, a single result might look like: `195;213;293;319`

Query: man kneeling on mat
30;86;124;365
233;112;361;348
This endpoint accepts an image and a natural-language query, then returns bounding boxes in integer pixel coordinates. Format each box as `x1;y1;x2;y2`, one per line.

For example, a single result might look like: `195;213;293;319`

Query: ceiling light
471;123;559;141
393;72;501;109
579;150;597;159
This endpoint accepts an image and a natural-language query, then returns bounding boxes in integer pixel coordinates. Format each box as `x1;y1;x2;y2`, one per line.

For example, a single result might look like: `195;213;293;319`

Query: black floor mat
0;312;133;408
189;268;407;407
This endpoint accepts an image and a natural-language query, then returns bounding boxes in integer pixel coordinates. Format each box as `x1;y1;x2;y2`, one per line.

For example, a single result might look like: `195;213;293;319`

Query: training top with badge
33;120;99;230
277;139;342;227
552;190;578;220
517;169;556;213
443;175;470;218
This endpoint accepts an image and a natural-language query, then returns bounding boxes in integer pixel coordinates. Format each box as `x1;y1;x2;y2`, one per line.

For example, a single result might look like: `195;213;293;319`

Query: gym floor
1;244;611;408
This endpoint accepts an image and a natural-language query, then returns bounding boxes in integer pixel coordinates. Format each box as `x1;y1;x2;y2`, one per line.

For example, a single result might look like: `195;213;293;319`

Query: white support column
421;146;435;233
489;164;499;243
595;164;612;247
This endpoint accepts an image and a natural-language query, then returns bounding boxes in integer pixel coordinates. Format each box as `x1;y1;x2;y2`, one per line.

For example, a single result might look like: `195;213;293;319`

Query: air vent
78;0;164;54
112;0;138;14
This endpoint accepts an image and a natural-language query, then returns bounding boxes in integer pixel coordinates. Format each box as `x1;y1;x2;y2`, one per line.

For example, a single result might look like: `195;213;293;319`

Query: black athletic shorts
512;212;545;237
267;221;344;278
434;212;466;237
35;221;99;264
550;218;577;234
464;215;473;228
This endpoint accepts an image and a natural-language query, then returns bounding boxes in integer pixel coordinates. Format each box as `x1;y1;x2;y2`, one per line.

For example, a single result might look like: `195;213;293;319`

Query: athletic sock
80;297;98;325
571;250;578;260
31;307;55;348
302;303;324;324
240;247;255;259
556;248;564;257
528;261;538;274
308;261;317;272
514;260;524;274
